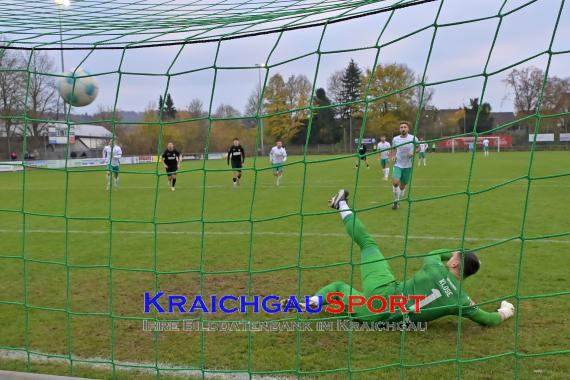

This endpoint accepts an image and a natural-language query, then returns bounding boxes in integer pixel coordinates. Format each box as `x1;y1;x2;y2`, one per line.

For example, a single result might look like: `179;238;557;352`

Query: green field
0;151;569;379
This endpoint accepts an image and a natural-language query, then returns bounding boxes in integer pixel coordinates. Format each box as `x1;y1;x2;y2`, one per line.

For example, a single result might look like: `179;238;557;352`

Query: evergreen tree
312;88;338;143
459;98;494;133
340;59;362;117
339;59;362;146
158;95;164;116
165;93;176;120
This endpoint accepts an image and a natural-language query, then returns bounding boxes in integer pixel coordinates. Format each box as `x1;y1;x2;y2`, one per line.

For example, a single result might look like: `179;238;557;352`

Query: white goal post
450;136;502;153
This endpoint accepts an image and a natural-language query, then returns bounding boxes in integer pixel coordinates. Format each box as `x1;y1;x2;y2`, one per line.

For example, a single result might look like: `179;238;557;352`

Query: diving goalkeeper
284;189;515;326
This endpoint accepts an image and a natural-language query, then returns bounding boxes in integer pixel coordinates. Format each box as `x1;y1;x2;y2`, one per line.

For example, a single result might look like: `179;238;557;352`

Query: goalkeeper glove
497;301;515;321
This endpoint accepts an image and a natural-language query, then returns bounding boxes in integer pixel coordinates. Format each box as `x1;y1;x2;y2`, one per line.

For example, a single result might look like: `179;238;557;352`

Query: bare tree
504;66;570;133
326;70;344;105
0;47;25;154
187;98;205;117
543;76;570;114
413;81;434;112
27;51;57;137
92;105;122;132
243;87;264;128
214;103;241;118
503;66;546;114
285;74;311;119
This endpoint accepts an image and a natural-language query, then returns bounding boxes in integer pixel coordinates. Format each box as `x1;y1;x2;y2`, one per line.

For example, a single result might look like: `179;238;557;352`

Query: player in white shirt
269;141;287;186
390;122;419;210
376;136;391;180
482;138;490;157
102;139;123;190
418;140;428;166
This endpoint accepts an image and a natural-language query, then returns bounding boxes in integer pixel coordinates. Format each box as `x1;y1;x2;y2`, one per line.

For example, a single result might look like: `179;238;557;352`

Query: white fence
0;155;154;172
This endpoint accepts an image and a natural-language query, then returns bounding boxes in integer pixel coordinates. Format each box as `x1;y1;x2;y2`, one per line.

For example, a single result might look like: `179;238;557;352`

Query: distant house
492;112;519;130
435;109;519;130
50;124;113;158
1;123;113;159
73;124;113;153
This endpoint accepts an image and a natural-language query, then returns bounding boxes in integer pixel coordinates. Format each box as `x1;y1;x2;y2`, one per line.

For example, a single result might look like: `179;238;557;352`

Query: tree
360;63;418;137
504;66;570;114
363;63;416;115
157;93;177;120
91;105;127;148
135;106;161;154
340;59;362;146
187;98;205;118
413;85;434;113
327;70;344;106
264;73;298;142
174;111;208;154
92;105;121;127
503;67;545;115
458;98;494;133
243;87;263;128
209;119;256;152
504;66;570;133
0;47;24;155
311;88;338;143
27;51;57;137
214;103;241;118
543;76;570;116
165;93;176;119
285;74;311;120
341;60;362;117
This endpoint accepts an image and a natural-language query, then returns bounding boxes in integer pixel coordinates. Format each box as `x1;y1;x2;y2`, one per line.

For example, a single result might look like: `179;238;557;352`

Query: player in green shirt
286;189;515;326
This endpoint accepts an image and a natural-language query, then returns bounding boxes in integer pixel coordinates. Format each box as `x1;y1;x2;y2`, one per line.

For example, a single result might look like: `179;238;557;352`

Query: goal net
0;0;569;379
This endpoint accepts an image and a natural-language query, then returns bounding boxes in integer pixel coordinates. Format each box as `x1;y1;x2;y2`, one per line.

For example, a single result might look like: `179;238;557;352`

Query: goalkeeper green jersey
316;215;503;326
372;249;502;326
391;250;481;323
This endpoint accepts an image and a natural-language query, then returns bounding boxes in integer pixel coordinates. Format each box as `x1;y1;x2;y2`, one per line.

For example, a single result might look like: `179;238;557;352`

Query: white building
1;123;113;159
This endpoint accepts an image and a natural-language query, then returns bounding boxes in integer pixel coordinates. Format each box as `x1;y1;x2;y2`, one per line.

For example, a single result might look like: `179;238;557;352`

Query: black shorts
231;161;243;170
165;166;178;175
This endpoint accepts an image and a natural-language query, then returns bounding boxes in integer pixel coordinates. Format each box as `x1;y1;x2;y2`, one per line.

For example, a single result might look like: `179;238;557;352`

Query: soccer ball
57;67;98;107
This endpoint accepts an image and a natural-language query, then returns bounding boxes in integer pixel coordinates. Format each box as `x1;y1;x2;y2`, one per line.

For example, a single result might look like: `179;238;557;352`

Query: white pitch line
0;229;568;244
0;350;290;380
1;183;568;190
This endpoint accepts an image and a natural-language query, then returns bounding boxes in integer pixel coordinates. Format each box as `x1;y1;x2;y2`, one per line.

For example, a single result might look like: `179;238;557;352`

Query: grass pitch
0;151;569;379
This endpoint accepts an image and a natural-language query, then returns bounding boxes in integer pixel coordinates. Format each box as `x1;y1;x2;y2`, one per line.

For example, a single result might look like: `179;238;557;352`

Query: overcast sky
40;0;570;114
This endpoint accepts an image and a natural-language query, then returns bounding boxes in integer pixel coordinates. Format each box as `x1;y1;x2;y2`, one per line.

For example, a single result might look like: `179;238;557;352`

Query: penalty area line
0;229;568;244
0;349;288;380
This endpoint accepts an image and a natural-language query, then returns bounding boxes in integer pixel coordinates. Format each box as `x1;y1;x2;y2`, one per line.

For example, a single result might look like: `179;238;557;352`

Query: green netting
0;0;569;379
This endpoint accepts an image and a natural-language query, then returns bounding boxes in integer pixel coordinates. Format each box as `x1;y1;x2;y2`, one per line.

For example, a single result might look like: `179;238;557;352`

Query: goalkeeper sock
339;200;352;220
233;177;237;183
400;188;406;200
172;178;176;188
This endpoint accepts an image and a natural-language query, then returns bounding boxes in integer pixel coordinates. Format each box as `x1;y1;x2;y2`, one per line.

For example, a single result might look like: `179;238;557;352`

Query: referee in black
355;144;370;169
227;137;245;186
161;142;181;191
